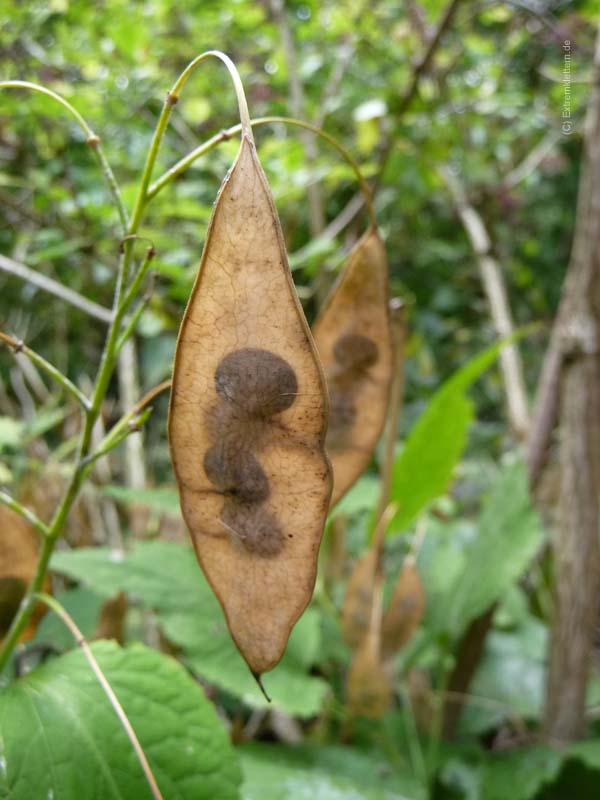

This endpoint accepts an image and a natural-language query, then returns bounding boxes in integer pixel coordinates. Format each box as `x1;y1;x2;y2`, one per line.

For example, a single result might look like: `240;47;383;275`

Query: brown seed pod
381;557;425;659
340;547;378;649
346;580;393;718
312;227;393;507
0;505;48;642
168;135;332;676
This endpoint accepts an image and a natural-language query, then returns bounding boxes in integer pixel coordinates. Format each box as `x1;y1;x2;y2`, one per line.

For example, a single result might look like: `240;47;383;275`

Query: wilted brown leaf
381;556;425;658
169;135;332;676
312;226;393;507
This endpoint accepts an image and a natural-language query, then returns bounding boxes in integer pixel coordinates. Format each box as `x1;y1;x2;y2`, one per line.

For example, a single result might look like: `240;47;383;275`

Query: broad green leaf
52;540;203;612
390;337;522;533
52;542;329;717
442;461;542;638
239;742;423;800
390;392;473;533
460;620;547;734
333;475;381;517
0;641;241;800
0;417;23;451
33;586;105;651
101;485;181;515
568;740;600;771
479;746;563;800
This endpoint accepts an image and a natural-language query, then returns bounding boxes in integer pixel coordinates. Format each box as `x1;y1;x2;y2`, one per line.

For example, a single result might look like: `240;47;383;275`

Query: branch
439;166;530;436
269;0;325;236
0;491;49;537
0;331;90;410
34;593;164;800
502;129;562;190
395;0;464;118
0;254;113;323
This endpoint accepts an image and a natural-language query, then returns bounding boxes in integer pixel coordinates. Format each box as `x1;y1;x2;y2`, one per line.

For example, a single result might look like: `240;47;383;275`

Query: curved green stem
34;592;164;800
0;81;128;233
128;49;252;241
0;331;90;411
0;491;49;537
147;116;376;226
0;53;250;674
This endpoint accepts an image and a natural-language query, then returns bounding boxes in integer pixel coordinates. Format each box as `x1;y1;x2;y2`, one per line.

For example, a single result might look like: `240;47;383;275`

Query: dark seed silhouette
215;348;298;417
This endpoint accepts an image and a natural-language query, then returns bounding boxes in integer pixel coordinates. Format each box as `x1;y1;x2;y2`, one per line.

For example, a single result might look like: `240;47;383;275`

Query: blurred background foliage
1;1;600;798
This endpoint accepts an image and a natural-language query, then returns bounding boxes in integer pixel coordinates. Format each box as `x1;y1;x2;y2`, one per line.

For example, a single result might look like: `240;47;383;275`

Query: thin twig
34;593;164;800
269;0;325;235
0;254;113;323
0;491;49;537
439;166;530;437
0;331;90;410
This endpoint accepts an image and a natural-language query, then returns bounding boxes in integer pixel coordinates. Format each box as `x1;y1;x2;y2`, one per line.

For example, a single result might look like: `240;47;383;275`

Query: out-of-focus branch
269;0;325;236
394;0;464;119
0;254;113;323
439;166;530;436
502;129;562;190
543;22;600;744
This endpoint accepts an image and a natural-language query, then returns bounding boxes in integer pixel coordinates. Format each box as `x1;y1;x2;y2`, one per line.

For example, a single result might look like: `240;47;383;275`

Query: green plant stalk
0;331;90;410
0;491;49;537
0;81;128;233
34;592;164;800
0;52;250;671
147;116;377;226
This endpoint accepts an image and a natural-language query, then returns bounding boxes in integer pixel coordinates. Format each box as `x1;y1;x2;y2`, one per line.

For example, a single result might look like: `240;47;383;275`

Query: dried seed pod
381;557;425;659
312;227;393;506
340;548;377;649
346;581;393;718
169;135;332;676
0;506;47;642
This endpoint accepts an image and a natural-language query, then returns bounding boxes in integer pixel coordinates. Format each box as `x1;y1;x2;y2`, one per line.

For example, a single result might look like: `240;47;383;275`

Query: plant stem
147;116;377;226
0;491;49;537
0;331;90;410
0;51;249;673
34;593;164;800
0;81;128;233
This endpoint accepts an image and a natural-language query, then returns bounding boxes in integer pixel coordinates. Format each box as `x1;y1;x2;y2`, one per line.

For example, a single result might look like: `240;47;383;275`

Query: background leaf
52;541;329;716
0;641;241;800
239;742;422;800
390;337;520;533
442;460;543;639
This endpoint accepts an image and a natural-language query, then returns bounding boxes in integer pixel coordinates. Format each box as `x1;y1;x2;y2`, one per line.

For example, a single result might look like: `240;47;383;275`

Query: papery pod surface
346;583;392;718
169;136;332;675
381;558;425;658
340;548;377;649
312;227;392;507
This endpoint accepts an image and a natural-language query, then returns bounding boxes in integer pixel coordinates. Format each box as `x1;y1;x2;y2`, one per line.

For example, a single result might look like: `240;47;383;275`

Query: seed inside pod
203;445;270;504
221;502;284;557
333;334;379;372
215;348;299;417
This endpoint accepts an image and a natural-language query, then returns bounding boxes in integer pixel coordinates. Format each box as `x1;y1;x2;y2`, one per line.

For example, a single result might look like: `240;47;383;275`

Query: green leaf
239;742;422;800
442;461;543;638
33;586;105;651
101;485;181;515
479;746;563;800
0;641;241;800
390;392;473;533
52;542;329;717
165;608;328;717
0;417;24;452
332;475;380;516
390;337;521;533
